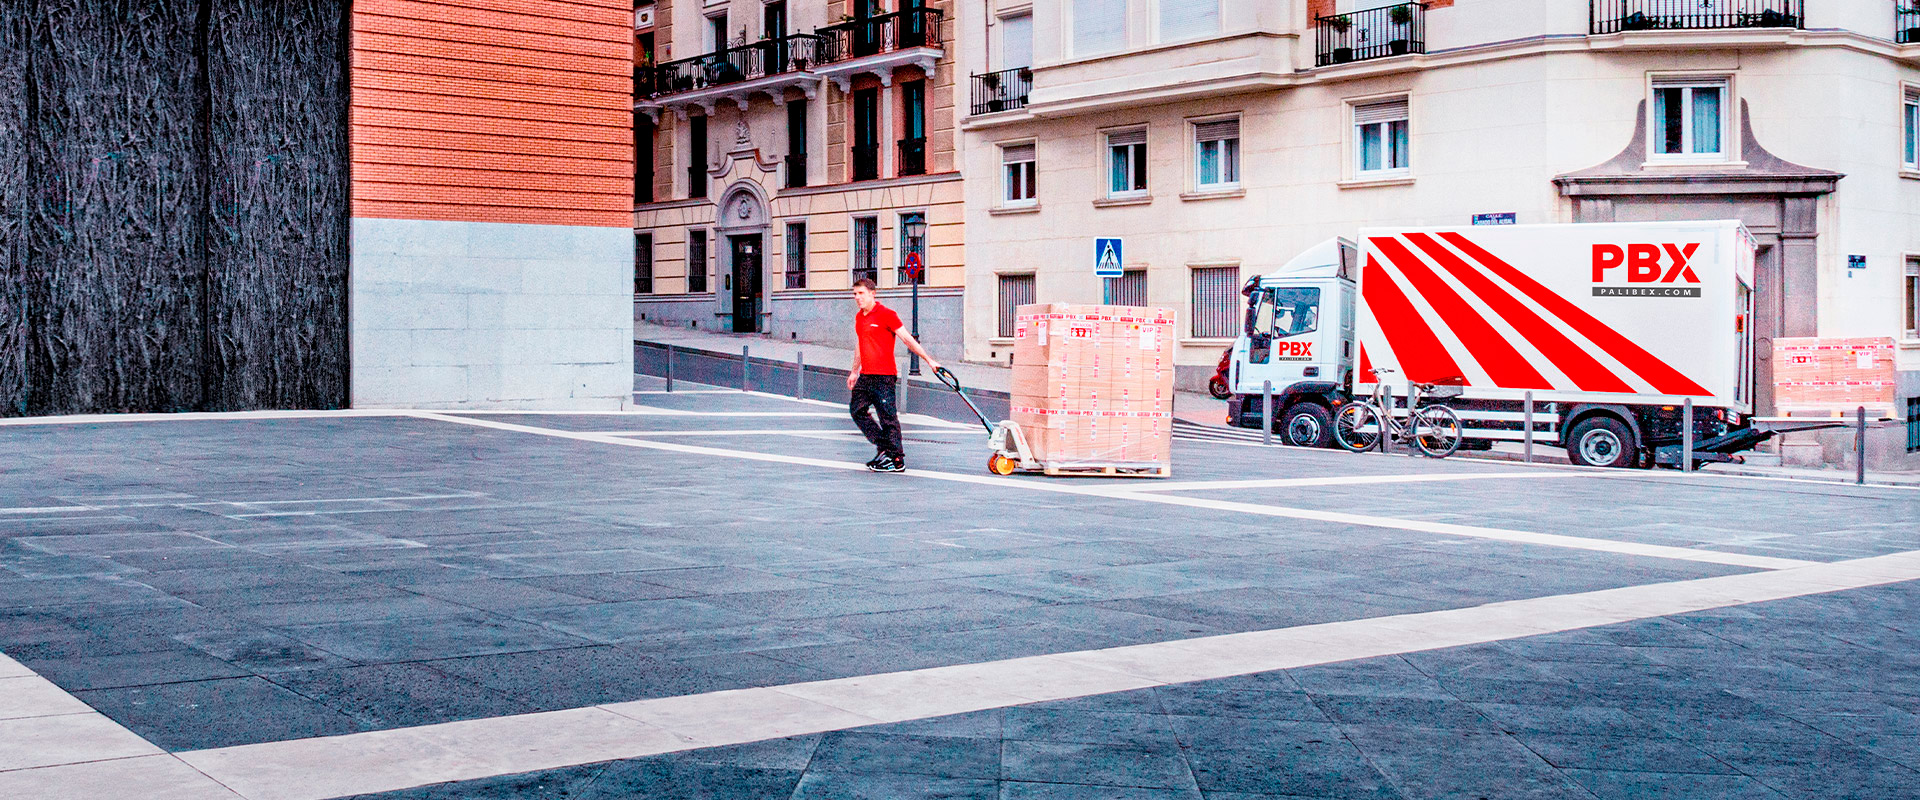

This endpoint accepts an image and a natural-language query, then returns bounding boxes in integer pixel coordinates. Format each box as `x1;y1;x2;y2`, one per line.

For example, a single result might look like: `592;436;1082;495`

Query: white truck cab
1228;238;1358;447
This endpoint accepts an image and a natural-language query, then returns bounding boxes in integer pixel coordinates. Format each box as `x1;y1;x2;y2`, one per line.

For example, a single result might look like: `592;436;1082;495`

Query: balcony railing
898;137;926;176
785;154;807;189
1590;0;1802;34
851;143;881;181
637;33;820;98
970;67;1031;115
1316;2;1425;67
1900;3;1920;44
816;8;942;64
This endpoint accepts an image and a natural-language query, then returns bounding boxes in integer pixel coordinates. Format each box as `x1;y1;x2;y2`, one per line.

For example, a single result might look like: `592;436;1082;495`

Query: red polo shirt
855;303;903;376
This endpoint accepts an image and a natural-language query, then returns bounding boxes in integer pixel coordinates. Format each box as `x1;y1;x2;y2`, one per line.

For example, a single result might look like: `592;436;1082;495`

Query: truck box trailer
1225;221;1764;468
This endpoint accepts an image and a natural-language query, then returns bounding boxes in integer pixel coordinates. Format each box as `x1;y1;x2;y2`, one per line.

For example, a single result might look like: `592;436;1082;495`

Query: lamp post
903;215;927;375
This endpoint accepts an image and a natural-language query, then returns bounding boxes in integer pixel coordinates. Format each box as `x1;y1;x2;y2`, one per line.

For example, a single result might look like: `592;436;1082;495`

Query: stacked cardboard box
1773;337;1896;414
1009;303;1176;471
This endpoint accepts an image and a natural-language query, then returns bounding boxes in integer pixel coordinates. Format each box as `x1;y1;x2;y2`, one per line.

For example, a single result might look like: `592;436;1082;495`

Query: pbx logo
1590;243;1702;297
1272;340;1313;361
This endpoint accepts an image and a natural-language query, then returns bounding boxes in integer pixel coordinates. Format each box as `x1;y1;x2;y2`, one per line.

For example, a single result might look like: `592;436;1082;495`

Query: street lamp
903;214;927;375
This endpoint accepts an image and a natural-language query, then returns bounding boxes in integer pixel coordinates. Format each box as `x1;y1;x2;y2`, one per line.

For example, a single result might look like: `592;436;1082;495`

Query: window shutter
1107;128;1146;147
1353;98;1408;125
1002;142;1035;163
1194;118;1238;142
1158;0;1218;42
1073;0;1126;55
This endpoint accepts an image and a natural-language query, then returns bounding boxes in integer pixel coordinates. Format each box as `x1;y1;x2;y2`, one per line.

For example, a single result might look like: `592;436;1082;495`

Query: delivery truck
1224;221;1770;468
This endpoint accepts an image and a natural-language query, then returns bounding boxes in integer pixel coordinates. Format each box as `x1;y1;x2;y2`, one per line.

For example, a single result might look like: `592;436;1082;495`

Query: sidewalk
634;320;1230;425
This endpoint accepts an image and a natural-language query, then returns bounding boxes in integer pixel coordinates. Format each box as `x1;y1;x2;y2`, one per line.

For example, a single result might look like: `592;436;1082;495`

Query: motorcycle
1207;347;1232;400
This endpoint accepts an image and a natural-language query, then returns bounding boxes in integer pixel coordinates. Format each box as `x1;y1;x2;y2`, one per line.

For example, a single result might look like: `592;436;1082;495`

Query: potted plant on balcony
1326;14;1354;63
1386;4;1412;55
1621;11;1657;31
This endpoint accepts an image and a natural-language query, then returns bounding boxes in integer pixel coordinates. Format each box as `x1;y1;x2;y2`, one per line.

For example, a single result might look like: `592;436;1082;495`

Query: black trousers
849;374;903;460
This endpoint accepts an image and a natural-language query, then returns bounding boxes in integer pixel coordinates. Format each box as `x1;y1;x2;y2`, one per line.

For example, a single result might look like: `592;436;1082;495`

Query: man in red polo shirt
848;277;940;472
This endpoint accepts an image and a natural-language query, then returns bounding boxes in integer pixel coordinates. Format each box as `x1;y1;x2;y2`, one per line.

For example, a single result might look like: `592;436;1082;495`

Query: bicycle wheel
1411;405;1463;458
1333;402;1382;453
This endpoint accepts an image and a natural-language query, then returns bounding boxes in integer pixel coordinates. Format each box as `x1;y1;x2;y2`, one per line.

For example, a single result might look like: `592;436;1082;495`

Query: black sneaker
865;453;885;469
870;455;906;473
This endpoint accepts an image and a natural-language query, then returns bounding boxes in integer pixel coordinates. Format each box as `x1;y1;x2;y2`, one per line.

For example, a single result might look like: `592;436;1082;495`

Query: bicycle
1332;368;1465;458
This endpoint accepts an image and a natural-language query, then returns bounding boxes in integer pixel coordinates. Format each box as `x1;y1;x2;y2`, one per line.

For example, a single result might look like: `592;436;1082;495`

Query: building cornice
773;171;961;198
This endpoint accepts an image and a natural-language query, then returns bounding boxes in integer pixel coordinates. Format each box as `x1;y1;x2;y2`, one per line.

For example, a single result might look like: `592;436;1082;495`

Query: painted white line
632;390;738;394
1135;471;1611;492
414;413;1814;571
0;507;94;516
586;428;954;437
157;548;1920;800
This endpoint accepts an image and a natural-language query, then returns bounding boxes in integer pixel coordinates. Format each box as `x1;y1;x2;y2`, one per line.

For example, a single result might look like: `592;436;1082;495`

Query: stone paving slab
335;578;1920;800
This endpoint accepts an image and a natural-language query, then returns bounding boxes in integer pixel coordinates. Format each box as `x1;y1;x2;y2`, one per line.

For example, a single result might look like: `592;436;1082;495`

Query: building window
899;80;927;176
1158;0;1218;42
852;88;880;181
785;221;807;289
1190;265;1240;338
687;230;708;293
1072;0;1126;56
1353;98;1409;175
1193;117;1239;190
1104;269;1147;306
707;13;729;53
1906;257;1919;339
635;114;655;203
786;99;808;189
997;12;1033;70
1651;79;1726;159
689;116;708;199
1107;128;1147;197
852;216;879;285
1002;142;1036;205
635;233;653;294
763;0;786;37
1904;86;1918;170
997;273;1035;338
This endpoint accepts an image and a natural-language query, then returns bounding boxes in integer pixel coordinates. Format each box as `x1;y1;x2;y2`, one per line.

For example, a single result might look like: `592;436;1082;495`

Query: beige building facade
632;0;971;359
957;0;1920;464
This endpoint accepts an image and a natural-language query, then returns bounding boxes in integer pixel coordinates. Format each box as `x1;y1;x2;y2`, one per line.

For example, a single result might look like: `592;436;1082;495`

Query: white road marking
1134;471;1611;492
585;427;960;437
0;507;94;515
415;413;1815;570
127;548;1920;800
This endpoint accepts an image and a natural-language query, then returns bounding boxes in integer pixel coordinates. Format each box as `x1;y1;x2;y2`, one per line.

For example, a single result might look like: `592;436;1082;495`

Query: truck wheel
1282;403;1333;448
1566;416;1636;469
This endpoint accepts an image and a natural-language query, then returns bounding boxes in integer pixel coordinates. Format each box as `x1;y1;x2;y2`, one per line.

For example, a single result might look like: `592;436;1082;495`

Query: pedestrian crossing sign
1095;237;1123;278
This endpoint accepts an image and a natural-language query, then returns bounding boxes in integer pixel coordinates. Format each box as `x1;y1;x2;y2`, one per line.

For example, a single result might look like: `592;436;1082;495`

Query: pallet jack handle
933;367;996;435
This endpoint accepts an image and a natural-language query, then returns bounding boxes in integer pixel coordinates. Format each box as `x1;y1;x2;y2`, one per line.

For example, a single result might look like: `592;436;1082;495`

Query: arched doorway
715;182;771;333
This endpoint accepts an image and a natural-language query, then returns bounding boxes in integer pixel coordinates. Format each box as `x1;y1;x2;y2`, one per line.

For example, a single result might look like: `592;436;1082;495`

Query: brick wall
352;0;634;227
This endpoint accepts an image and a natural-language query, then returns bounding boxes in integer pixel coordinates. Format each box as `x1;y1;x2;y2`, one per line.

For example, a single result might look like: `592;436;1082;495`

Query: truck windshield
1265;287;1320;337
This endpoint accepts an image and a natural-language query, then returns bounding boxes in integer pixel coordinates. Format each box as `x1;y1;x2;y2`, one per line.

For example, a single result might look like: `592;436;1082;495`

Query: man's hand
847;371;858;391
925;359;942;374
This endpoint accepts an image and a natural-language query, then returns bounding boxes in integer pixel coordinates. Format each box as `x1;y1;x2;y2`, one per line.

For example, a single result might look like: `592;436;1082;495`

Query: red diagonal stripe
1372;237;1550;390
1404;232;1633;393
1361;255;1463;386
1439;232;1711;396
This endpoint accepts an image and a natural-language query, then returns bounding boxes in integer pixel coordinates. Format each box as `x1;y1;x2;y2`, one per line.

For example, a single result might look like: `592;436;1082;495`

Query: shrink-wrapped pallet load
1773;337;1896;415
1009;303;1176;476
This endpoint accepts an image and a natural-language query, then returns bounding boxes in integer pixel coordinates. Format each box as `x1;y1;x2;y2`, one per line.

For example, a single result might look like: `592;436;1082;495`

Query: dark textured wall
0;9;25;415
2;0;348;417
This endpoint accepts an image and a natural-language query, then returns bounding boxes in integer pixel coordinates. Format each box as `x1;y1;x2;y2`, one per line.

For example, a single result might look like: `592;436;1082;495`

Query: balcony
1901;3;1920;44
636;33;821;117
969;67;1031;115
851;143;881;182
897;137;926;176
1590;0;1802;34
811;8;943;91
1316;2;1426;67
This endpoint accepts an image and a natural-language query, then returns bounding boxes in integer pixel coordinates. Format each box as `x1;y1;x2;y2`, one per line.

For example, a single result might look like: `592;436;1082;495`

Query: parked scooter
1207;348;1232;400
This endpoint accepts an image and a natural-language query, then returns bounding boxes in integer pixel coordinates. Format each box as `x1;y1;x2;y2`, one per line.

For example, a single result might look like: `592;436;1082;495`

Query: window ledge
1902;168;1920;181
1093;195;1153;208
1640;160;1748;170
990;203;1041;215
988;337;1016;345
1181;187;1245;202
1337;175;1415;190
1181;337;1237;346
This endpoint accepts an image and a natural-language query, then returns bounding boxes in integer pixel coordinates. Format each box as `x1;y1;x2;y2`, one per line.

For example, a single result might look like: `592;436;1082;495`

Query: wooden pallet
1039;462;1172;478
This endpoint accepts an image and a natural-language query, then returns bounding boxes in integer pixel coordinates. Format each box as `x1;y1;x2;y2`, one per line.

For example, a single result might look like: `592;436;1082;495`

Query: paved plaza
2;377;1918;799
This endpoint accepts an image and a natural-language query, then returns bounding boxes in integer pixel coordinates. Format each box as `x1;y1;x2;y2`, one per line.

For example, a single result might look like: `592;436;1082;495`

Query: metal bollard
742;345;750;392
1522;391;1534;464
1681;398;1693;473
1856;406;1867;485
664;345;674;393
796;351;806;400
1262;381;1273;446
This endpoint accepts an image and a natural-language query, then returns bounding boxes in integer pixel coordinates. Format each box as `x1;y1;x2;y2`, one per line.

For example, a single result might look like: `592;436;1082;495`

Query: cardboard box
1773;336;1897;412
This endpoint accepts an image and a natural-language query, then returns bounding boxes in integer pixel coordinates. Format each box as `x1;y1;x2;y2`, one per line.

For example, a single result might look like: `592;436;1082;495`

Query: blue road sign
1472;212;1517;226
1095;237;1124;277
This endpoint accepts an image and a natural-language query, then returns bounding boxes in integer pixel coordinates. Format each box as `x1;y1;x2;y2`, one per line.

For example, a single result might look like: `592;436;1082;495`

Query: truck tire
1282;403;1333;448
1566;416;1636;469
